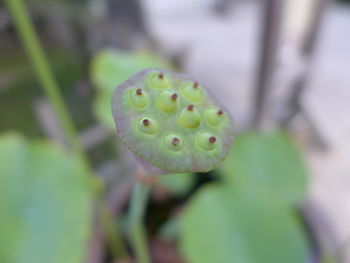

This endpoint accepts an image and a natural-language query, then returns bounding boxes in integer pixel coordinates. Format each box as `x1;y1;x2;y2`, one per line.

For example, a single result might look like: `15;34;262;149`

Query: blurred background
1;0;350;263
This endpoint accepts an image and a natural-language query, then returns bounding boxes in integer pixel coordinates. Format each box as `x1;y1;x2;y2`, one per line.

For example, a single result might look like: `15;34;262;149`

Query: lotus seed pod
112;68;234;173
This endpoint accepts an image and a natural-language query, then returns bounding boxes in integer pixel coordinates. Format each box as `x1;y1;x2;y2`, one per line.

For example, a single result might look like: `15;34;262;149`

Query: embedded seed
163;134;184;152
146;72;171;90
181;82;204;103
179;105;201;128
138;117;158;134
156;90;178;113
204;108;225;126
196;132;218;151
129;88;149;108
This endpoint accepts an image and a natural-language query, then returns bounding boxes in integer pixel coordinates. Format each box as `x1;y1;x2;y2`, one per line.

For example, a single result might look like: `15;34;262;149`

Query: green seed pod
129;88;149;108
137;117;158;135
112;68;234;173
163;134;184;152
196;132;218;151
178;105;201;129
156;91;178;113
204;108;225;127
181;81;204;103
146;72;170;90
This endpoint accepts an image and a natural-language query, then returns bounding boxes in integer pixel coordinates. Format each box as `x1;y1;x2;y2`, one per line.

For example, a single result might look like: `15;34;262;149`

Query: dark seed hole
172;137;180;145
171;93;178;101
187;104;194;111
143;119;150;126
217;110;223;115
209;136;216;144
136;88;142;95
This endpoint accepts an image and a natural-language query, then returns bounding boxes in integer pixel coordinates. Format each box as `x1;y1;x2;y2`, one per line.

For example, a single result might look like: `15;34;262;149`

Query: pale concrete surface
144;0;350;248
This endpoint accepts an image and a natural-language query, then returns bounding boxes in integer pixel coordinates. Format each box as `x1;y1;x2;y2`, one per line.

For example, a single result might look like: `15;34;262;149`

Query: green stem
128;181;152;263
5;0;128;259
99;195;128;259
5;0;84;160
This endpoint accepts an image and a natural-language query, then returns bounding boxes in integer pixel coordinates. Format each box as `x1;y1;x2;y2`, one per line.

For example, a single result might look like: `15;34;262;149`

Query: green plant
3;0;314;262
111;68;235;262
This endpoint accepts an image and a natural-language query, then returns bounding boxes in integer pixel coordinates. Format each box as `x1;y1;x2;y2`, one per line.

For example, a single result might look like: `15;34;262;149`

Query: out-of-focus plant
111;68;235;263
179;131;309;263
220;131;307;206
0;134;92;263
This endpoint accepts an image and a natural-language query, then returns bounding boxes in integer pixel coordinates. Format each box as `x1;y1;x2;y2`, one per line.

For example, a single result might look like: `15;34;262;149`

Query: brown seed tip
209;136;216;144
143;119;150;126
193;81;199;89
172;137;180;145
136;88;142;95
217;110;223;115
187;104;194;111
171;93;178;101
158;72;164;79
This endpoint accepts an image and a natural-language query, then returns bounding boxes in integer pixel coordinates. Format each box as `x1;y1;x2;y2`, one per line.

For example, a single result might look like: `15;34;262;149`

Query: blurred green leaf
91;49;171;128
221;131;307;205
158;216;180;241
180;184;309;263
0;133;93;263
158;173;195;197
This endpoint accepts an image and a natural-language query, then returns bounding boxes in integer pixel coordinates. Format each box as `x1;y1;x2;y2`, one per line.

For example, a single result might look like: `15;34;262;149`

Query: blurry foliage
180;183;309;263
179;131;310;263
158;173;195;197
91;49;171;128
221;131;307;206
0;133;93;263
0;47;84;135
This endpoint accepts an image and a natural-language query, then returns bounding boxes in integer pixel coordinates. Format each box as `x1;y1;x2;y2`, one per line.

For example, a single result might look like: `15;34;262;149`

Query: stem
5;0;128;259
5;0;84;160
128;180;152;263
99;195;128;259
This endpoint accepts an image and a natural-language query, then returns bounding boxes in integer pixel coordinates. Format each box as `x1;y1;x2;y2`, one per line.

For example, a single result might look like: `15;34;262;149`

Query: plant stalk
128;180;152;263
5;0;128;259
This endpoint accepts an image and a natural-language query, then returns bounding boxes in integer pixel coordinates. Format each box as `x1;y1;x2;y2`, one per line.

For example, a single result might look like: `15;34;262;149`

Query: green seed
137;117;158;135
129;88;149;108
178;105;201;129
156;91;178;113
181;81;204;103
146;72;170;90
196;132;218;151
163;134;184;152
204;108;225;126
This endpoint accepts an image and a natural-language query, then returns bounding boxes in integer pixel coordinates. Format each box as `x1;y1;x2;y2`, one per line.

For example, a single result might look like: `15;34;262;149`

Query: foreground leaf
180;184;309;263
221;131;307;205
0;134;93;263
